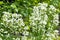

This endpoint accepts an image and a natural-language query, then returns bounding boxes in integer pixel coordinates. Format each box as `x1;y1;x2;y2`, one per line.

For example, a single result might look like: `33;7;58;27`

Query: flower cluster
2;12;25;30
29;3;59;40
0;12;29;39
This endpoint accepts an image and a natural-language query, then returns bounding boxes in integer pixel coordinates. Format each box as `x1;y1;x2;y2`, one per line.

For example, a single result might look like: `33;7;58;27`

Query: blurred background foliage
0;0;60;25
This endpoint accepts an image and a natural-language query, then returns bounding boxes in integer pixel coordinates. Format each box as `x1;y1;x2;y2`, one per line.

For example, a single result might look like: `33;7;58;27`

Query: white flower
1;23;3;25
12;13;17;18
53;14;59;20
44;14;48;21
53;19;59;26
40;6;47;11
54;30;59;33
4;31;8;33
7;20;11;23
0;28;4;32
38;3;48;7
24;26;29;30
51;34;55;38
40;20;47;25
33;6;39;14
13;38;15;40
42;3;48;7
23;31;29;36
46;33;50;36
21;36;27;40
16;37;20;40
49;5;56;11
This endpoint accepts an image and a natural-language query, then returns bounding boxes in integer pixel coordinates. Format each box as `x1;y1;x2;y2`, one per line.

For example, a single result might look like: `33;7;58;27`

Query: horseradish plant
29;3;59;40
0;3;59;40
0;12;29;40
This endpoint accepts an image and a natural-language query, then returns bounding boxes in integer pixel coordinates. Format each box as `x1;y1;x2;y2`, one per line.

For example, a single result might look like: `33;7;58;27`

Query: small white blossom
0;28;4;32
23;31;29;36
24;26;29;30
54;30;59;33
4;31;8;33
49;5;56;11
16;37;20;40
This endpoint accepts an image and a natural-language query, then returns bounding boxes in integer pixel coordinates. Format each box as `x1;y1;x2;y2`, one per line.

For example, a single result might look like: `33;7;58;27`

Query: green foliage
0;0;60;40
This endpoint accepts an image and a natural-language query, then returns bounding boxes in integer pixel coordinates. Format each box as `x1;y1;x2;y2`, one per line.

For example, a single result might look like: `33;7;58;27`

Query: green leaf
11;4;17;9
0;1;3;5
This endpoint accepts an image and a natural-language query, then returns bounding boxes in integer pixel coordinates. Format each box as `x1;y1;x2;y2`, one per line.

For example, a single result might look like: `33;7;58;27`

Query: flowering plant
29;3;59;40
0;3;59;40
0;12;29;40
